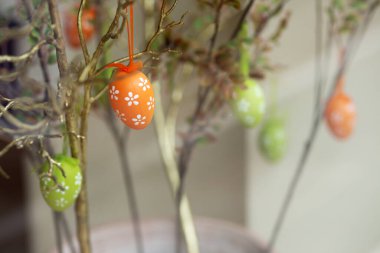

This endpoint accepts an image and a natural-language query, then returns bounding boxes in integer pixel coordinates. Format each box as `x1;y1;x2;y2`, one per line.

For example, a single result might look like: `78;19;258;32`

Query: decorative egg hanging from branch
231;79;266;128
106;3;155;130
231;24;265;128
108;69;155;130
64;5;96;48
39;155;82;212
324;77;356;139
259;118;287;162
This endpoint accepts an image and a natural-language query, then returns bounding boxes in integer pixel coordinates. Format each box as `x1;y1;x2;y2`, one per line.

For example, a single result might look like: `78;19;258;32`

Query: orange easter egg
65;7;96;48
325;91;356;139
108;71;155;130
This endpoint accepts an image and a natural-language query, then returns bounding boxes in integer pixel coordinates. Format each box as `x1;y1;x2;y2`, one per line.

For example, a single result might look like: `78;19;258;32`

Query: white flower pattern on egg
55;181;69;195
138;78;150;91
75;173;82;186
124;92;139;106
55;198;68;208
238;99;250;112
110;86;120;100
115;110;126;121
132;114;146;126
41;178;52;197
147;96;155;111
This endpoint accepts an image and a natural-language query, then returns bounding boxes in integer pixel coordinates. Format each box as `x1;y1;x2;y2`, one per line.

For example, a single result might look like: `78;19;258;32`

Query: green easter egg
39;154;82;212
231;79;266;128
259;119;287;162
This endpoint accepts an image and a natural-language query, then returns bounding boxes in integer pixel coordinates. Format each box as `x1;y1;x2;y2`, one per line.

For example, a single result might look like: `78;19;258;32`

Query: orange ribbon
106;3;142;73
336;48;346;93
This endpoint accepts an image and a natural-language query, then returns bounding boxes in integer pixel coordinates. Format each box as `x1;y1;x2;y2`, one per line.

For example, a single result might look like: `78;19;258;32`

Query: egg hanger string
335;47;346;93
106;3;143;73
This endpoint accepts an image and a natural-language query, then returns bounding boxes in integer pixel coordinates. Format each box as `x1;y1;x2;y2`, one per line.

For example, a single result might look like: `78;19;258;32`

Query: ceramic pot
51;217;267;253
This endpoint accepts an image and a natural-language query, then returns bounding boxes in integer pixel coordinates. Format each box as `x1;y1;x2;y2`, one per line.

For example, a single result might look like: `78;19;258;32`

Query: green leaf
48;52;57;64
193;18;204;31
44;25;54;37
28;28;40;46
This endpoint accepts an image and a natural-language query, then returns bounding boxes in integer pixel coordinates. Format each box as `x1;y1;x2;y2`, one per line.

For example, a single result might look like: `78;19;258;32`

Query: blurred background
0;0;380;253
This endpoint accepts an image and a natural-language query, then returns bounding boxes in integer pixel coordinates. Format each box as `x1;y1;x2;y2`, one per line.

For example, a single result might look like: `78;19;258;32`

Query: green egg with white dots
231;79;266;128
259;118;287;162
39;154;82;212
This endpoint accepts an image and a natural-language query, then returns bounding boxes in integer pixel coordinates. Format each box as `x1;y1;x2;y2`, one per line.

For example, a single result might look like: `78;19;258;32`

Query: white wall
246;1;380;253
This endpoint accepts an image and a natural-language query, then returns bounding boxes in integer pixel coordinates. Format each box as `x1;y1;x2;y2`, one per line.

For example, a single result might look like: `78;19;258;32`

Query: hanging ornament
258;79;287;162
107;4;154;130
259;118;287;162
39;155;82;212
231;79;265;128
231;24;265;128
64;5;96;48
325;77;356;139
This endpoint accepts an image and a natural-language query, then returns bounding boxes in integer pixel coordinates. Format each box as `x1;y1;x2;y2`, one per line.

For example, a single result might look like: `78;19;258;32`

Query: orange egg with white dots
325;90;356;139
109;70;155;130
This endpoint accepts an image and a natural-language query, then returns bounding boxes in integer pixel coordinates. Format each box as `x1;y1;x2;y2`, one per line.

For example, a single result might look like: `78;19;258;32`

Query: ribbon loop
105;3;142;74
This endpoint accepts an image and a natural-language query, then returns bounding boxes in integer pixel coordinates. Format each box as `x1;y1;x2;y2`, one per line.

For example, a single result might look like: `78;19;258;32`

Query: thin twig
313;0;323;123
78;0;91;64
22;0;52;92
0;134;61;158
208;1;224;60
1;0;46;43
93;0;185;77
0;104;48;132
230;0;256;40
0;40;47;63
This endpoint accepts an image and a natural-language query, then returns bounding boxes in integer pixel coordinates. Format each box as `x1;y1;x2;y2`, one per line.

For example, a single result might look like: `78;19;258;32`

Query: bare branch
0;104;49;132
47;0;69;77
78;0;91;63
208;1;224;60
0;166;10;179
0;134;61;158
0;40;47;63
0;95;53;114
0;0;47;43
230;0;256;40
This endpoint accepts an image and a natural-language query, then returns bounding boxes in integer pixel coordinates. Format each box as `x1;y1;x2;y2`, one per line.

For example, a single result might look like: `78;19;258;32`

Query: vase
51;217;267;253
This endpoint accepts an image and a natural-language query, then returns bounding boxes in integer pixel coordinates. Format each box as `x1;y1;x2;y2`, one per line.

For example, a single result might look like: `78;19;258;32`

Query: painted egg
231;79;265;128
259;118;287;162
108;70;155;130
325;90;356;139
39;154;82;212
65;7;96;48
